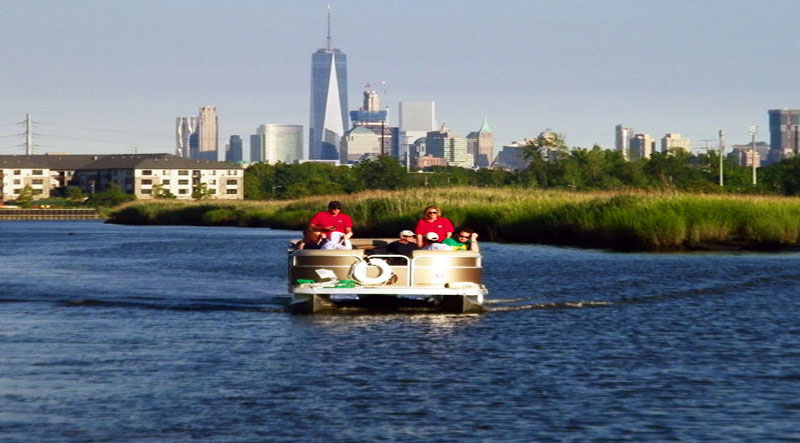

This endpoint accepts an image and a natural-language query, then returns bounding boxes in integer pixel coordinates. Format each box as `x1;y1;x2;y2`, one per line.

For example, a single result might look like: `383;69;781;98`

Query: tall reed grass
108;188;800;251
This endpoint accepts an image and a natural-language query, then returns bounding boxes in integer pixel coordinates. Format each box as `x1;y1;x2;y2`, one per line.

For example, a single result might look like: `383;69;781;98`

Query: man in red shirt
309;201;353;246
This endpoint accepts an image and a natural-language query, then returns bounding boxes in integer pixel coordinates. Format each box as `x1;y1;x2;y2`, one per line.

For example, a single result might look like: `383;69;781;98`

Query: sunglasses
458;234;470;239
427;211;437;215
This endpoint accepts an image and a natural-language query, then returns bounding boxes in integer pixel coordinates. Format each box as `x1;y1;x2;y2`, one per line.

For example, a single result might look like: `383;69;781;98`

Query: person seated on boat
321;231;353;250
386;229;420;258
414;205;454;247
295;228;326;250
308;200;353;243
441;227;480;252
421;232;453;250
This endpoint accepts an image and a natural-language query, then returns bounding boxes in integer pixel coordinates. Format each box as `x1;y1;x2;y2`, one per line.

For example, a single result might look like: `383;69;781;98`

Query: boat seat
293;249;365;258
411;250;480;258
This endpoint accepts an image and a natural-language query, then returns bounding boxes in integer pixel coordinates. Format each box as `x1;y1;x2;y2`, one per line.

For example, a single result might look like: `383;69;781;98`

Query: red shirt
309;211;353;234
414;217;454;242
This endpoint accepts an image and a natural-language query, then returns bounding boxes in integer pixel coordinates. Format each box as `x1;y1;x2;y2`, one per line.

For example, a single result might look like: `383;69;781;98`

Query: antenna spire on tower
326;4;332;50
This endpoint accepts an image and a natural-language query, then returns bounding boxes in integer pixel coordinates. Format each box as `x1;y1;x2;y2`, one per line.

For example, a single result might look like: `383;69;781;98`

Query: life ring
351;258;393;286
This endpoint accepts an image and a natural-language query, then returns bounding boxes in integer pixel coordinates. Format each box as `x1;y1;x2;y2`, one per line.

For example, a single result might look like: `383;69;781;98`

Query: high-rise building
196;106;219;161
630;134;656;160
344;87;395;161
466;118;494;168
398;101;436;165
257;124;304;164
226;135;243;162
309;8;348;160
250;134;262;162
661;133;692;153
175;117;197;158
426;124;473;168
615;124;635;160
767;109;800;164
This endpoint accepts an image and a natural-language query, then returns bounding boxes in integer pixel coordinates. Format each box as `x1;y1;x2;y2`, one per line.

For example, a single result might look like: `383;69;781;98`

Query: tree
353;155;408;190
192;183;213;200
152;184;176;199
66;186;86;201
86;182;135;207
16;185;35;205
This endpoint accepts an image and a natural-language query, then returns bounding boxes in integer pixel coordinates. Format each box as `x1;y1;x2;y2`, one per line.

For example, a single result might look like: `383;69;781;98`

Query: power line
36;133;174;149
37;122;171;138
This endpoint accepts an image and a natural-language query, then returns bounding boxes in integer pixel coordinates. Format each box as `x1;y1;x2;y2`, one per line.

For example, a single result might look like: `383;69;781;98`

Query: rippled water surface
1;220;798;441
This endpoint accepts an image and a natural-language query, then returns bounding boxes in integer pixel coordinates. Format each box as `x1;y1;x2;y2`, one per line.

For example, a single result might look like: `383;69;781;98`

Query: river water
0;220;797;441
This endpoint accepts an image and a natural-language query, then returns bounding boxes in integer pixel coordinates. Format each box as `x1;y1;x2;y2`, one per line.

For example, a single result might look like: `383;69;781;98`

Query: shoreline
106;188;800;253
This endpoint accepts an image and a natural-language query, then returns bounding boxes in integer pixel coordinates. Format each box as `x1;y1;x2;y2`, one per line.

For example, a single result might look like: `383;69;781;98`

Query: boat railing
289;241;483;289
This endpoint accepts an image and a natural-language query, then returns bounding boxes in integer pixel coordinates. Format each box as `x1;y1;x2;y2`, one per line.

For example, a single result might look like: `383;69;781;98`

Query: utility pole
748;125;758;186
718;130;725;187
25;113;33;155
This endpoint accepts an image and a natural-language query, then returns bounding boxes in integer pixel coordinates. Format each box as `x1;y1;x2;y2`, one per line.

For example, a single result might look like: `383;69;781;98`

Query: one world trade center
309;8;348;160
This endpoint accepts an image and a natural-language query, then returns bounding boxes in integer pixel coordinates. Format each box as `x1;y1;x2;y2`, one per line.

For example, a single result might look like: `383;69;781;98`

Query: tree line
243;141;800;199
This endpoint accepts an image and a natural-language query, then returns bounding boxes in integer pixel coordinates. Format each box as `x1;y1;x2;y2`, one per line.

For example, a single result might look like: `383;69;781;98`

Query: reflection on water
0;221;798;441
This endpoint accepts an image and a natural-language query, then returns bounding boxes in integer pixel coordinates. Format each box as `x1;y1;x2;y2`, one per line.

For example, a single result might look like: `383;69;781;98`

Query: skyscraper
466;117;494;168
175;116;197;158
257;124;304;164
427;124;473;168
661;133;692;153
767;109;800;164
309;8;348;160
615;124;634;160
398;101;436;164
196;106;219;161
226;135;243;162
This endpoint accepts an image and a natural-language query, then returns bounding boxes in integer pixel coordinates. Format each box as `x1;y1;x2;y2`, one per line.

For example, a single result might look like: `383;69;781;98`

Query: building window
13;170;20;175
227;179;237;185
208;188;216;194
178;170;189;176
142;179;152;185
32;170;43;175
162;170;169;175
226;189;238;194
13;179;20;185
142;170;152;175
141;189;152;194
178;179;189;185
13;189;21;194
209;179;216;185
33;189;43;195
178;189;188;194
32;179;43;185
162;179;170;185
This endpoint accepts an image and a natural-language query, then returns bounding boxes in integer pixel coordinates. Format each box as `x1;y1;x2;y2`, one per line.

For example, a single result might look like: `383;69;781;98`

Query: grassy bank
107;188;800;252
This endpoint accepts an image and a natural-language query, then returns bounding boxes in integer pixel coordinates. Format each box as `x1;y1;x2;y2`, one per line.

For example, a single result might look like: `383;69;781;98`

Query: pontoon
287;238;488;314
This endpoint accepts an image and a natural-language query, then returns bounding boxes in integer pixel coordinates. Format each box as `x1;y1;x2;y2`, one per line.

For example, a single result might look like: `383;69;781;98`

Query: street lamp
748;125;758;186
718;130;725;187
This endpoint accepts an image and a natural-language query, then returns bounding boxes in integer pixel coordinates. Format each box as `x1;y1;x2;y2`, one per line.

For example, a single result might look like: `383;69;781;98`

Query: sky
2;0;800;157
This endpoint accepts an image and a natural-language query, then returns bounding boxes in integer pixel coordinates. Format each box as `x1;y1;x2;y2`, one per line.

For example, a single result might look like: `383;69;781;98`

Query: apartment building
0;154;243;201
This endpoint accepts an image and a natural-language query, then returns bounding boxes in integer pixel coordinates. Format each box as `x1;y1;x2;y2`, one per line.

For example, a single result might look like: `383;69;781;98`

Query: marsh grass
108;188;800;251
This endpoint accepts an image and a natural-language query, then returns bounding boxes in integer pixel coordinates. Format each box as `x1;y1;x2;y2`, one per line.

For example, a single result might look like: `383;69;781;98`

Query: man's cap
425;232;439;241
400;230;415;237
328;201;342;210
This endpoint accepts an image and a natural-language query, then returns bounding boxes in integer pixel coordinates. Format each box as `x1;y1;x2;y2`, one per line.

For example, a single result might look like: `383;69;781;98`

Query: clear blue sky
2;0;799;155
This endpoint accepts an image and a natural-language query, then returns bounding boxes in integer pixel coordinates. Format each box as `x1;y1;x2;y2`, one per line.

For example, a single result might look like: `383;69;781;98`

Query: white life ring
351;258;393;286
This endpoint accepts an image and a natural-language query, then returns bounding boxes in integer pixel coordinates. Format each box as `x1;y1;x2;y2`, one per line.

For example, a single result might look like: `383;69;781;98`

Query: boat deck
287;238;487;314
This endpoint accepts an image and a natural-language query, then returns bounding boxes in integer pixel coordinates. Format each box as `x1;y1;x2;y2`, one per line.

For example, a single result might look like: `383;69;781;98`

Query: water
1;220;798;441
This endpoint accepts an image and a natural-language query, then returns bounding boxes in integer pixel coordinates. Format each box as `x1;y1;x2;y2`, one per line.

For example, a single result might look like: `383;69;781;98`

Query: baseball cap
400;230;415;237
328;201;342;210
425;232;439;241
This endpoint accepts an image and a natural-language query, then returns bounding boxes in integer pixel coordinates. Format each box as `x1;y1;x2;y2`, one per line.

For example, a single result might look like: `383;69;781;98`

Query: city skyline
2;1;800;156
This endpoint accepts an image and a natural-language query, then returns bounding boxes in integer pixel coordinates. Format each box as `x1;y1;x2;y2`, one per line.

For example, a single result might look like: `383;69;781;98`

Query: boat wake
488;300;614;312
0;295;289;313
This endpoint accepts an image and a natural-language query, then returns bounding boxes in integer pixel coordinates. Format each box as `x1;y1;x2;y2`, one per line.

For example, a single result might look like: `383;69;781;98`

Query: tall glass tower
309;8;348;160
